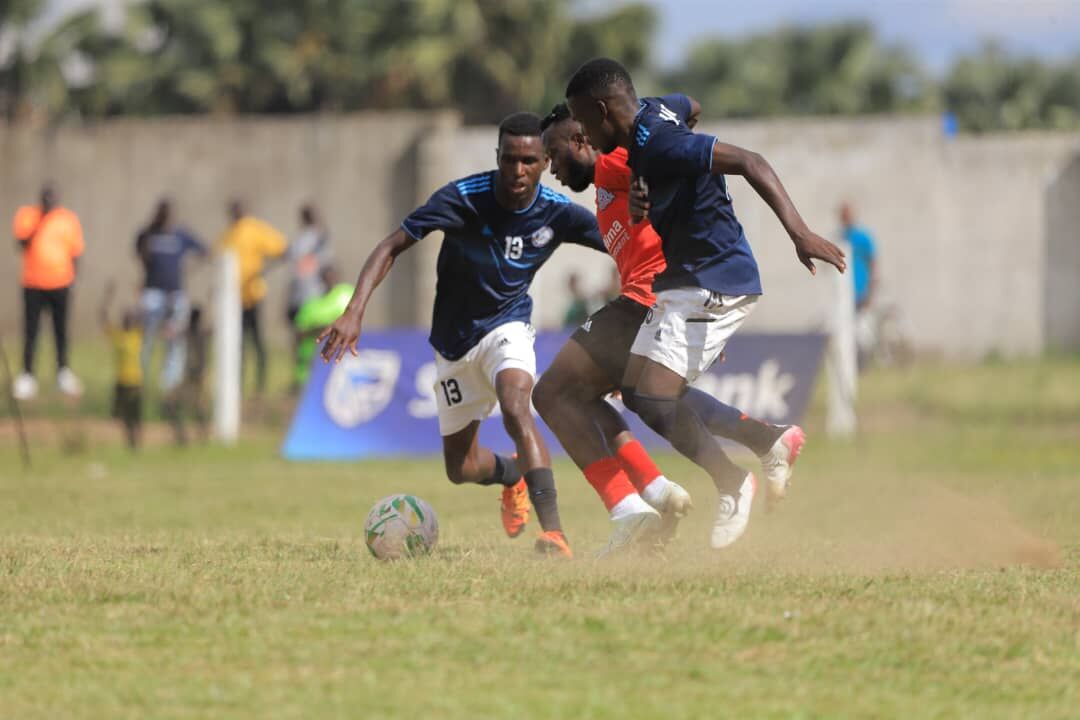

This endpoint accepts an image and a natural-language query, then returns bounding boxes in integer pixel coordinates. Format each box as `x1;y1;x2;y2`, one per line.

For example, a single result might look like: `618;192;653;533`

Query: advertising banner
281;330;826;460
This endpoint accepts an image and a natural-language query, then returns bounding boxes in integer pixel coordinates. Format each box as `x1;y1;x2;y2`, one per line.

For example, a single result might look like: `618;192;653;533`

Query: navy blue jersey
628;94;762;297
401;171;605;360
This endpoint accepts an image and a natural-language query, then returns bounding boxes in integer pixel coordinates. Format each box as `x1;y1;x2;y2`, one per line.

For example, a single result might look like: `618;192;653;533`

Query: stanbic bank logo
324;349;401;427
691;358;796;420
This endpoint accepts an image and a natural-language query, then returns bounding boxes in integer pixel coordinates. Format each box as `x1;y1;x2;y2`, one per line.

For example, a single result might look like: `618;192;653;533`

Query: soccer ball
364;494;439;560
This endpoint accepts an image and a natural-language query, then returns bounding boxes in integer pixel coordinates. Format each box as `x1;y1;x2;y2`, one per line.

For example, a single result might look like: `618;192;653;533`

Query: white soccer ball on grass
364;494;439;560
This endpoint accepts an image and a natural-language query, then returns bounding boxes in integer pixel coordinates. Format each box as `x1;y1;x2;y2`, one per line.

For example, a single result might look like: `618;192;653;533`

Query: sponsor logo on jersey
603;218;628;256
658;103;680;125
597;187;615;211
530;226;554;248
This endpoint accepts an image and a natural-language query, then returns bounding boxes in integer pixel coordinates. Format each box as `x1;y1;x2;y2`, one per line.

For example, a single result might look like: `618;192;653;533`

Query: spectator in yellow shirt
218;199;286;395
100;282;143;451
11;184;85;400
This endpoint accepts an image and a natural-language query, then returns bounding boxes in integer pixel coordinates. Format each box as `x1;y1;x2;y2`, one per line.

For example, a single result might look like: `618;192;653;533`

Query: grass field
2;359;1079;718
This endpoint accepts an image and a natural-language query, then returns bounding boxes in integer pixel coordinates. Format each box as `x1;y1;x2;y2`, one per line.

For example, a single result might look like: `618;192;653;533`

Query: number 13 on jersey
504;236;523;260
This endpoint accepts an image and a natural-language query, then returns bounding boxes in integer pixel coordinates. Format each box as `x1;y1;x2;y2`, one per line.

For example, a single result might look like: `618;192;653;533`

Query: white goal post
214;249;242;444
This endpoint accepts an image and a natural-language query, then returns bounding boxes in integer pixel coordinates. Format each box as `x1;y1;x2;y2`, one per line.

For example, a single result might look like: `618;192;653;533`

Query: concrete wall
0;112;458;346
1045;155;1080;351
3;113;1078;357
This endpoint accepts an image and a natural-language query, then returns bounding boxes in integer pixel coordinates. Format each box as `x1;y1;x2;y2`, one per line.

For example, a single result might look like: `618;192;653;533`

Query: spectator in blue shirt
840;202;877;311
135;199;208;392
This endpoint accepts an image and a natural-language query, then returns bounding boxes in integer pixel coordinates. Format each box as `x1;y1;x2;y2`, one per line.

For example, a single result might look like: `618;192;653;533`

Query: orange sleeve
13;206;42;240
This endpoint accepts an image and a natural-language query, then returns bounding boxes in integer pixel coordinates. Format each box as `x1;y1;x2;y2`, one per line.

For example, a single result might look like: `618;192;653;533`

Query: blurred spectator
218;199;287;395
135;198;208;392
11;184;84;400
162;305;211;446
100;282;142;450
291;267;353;388
285;204;332;376
562;272;590;328
285;204;332;325
839;202;879;367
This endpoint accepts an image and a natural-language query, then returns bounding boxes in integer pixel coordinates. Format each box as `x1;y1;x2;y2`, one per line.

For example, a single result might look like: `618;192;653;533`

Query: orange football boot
500;479;530;538
534;530;573;559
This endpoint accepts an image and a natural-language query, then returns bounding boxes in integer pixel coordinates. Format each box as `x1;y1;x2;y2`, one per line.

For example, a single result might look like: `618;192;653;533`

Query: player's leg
481;322;570;557
532;338;660;554
435;352;529;538
16;287;44;399
241;307;256;393
622;289;758;549
493;367;570;557
248;302;267;395
681;386;805;509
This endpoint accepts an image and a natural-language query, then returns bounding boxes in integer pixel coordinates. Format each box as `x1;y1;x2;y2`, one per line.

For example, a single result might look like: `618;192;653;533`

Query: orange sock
616;440;664;493
583;456;637;511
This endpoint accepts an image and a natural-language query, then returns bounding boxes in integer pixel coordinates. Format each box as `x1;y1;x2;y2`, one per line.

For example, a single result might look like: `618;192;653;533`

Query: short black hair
540;103;572;134
498;112;543;144
565;57;635;99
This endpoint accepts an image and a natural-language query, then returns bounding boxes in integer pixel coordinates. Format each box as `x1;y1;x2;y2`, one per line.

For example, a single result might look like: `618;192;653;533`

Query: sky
37;0;1080;74
628;0;1080;72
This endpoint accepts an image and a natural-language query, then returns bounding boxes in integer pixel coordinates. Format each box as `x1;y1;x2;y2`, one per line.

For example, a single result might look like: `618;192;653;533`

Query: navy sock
682;387;784;457
477;454;520;487
633;391;746;495
524;468;562;532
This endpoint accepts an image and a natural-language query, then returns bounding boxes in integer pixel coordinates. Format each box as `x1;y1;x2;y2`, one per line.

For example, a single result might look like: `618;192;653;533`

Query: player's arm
317;227;416;362
710;142;846;275
563;203;608;254
320;182;468;361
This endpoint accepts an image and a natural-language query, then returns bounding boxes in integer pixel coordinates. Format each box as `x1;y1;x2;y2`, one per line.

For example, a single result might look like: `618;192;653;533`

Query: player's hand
792;230;846;275
317;309;364;363
629;176;650;225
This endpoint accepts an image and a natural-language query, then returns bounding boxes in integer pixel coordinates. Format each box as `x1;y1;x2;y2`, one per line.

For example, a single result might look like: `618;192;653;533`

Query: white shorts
630;287;758;384
433;321;537;436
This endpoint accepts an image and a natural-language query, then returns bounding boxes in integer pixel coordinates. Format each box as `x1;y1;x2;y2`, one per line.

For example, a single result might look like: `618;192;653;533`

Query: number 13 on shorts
440;378;463;406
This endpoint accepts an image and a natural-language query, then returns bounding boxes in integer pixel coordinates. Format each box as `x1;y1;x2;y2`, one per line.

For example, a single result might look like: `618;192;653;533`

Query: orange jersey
593;148;666;307
14;205;84;290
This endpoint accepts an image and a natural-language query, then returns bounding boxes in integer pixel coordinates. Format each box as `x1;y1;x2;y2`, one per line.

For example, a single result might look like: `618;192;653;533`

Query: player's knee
500;403;535;441
632;392;679;439
444;454;477;485
531;371;564;421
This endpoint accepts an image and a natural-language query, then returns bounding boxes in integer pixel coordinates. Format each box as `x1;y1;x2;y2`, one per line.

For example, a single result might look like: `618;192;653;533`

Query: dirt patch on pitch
739;481;1062;574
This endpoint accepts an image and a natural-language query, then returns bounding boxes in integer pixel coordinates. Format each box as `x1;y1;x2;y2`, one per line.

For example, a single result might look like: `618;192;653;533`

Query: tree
944;42;1080;132
662;22;934;120
57;0;656;123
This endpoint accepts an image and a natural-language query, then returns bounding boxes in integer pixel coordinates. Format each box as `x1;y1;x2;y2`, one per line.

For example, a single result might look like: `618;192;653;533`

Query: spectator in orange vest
11;184;85;400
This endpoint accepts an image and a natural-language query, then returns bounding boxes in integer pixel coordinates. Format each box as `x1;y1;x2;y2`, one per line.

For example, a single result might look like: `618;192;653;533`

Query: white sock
609;492;655;521
640;475;672;509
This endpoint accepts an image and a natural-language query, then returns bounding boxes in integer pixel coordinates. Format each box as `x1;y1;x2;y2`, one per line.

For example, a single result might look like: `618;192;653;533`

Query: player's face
496;134;548;204
567;95;617;154
542;121;594;193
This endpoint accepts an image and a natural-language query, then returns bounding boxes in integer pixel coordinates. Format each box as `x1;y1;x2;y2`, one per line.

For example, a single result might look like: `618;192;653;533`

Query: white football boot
759;425;806;511
649;480;693;544
12;372;38;401
711;473;757;550
595;509;662;559
57;367;84;398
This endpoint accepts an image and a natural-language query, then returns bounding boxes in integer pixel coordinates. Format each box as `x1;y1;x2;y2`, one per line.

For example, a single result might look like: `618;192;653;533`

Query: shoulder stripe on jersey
455;180;492;195
456;177;490;187
539;187;570;204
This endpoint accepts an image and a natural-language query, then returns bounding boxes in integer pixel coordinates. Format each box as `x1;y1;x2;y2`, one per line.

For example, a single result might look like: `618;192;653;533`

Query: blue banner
281;330;827;460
